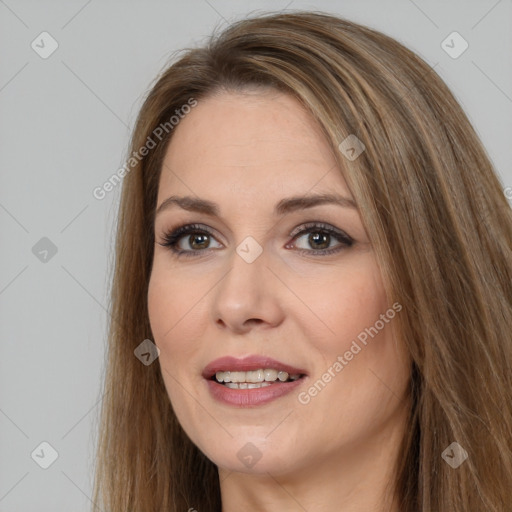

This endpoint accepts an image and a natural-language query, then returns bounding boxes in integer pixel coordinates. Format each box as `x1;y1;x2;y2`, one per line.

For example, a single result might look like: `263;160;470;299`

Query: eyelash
157;222;354;258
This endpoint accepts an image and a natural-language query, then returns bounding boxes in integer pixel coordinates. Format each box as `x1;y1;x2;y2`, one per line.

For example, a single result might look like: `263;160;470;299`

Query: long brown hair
92;11;512;511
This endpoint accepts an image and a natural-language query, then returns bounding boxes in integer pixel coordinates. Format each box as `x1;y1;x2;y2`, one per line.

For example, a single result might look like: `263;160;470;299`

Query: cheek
316;268;408;425
294;256;407;401
147;272;175;344
148;262;203;341
147;269;203;416
293;257;388;354
147;266;205;375
295;269;408;445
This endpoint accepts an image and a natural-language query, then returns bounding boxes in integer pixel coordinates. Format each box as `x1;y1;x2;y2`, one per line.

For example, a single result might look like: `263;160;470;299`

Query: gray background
0;1;510;510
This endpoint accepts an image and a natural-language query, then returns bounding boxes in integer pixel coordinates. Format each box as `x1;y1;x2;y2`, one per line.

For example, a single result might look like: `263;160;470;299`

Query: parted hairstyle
92;10;512;512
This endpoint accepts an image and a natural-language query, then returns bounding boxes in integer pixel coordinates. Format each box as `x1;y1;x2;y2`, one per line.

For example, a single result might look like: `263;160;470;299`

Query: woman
92;11;512;512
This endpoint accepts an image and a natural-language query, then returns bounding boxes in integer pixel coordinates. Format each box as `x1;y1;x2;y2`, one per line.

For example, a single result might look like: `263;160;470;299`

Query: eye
158;223;222;257
287;222;354;255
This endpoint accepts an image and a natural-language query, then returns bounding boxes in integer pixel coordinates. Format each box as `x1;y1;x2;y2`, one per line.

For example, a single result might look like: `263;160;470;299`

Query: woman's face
148;89;411;478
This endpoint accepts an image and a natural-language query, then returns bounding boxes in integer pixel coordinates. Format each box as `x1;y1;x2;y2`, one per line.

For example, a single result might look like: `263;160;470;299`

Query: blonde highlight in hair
92;11;512;511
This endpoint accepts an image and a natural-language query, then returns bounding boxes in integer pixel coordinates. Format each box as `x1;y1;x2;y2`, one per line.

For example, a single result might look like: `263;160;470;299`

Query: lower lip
205;377;306;407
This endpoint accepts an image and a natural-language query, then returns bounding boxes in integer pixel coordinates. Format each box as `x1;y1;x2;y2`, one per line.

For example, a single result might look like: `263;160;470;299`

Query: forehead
158;90;350;202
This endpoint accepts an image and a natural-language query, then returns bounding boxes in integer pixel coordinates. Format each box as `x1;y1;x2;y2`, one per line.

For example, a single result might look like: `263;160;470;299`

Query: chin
197;434;304;476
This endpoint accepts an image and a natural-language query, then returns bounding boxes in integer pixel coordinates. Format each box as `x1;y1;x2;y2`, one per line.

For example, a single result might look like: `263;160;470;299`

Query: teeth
215;368;302;384
264;369;278;381
277;371;289;382
225;382;273;389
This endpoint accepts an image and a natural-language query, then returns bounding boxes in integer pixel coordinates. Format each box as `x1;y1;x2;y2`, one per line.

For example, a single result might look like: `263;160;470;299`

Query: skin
147;88;411;512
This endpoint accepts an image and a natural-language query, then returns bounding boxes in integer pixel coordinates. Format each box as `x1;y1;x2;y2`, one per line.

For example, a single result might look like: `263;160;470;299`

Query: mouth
202;355;308;405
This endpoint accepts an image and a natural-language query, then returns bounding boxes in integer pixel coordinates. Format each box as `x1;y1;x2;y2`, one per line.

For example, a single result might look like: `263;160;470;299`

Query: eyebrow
155;193;357;218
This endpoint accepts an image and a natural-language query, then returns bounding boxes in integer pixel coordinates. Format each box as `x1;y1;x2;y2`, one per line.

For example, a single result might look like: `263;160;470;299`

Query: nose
210;243;285;334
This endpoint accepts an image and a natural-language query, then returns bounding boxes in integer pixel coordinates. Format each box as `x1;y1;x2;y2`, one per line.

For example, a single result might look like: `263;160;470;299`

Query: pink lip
202;355;308;407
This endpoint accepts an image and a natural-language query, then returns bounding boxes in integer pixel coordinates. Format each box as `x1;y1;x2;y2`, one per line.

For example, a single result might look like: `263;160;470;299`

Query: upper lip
202;355;308;379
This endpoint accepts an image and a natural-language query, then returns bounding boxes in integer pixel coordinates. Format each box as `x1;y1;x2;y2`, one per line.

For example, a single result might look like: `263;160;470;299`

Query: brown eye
289;222;353;255
186;233;211;250
159;224;222;257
